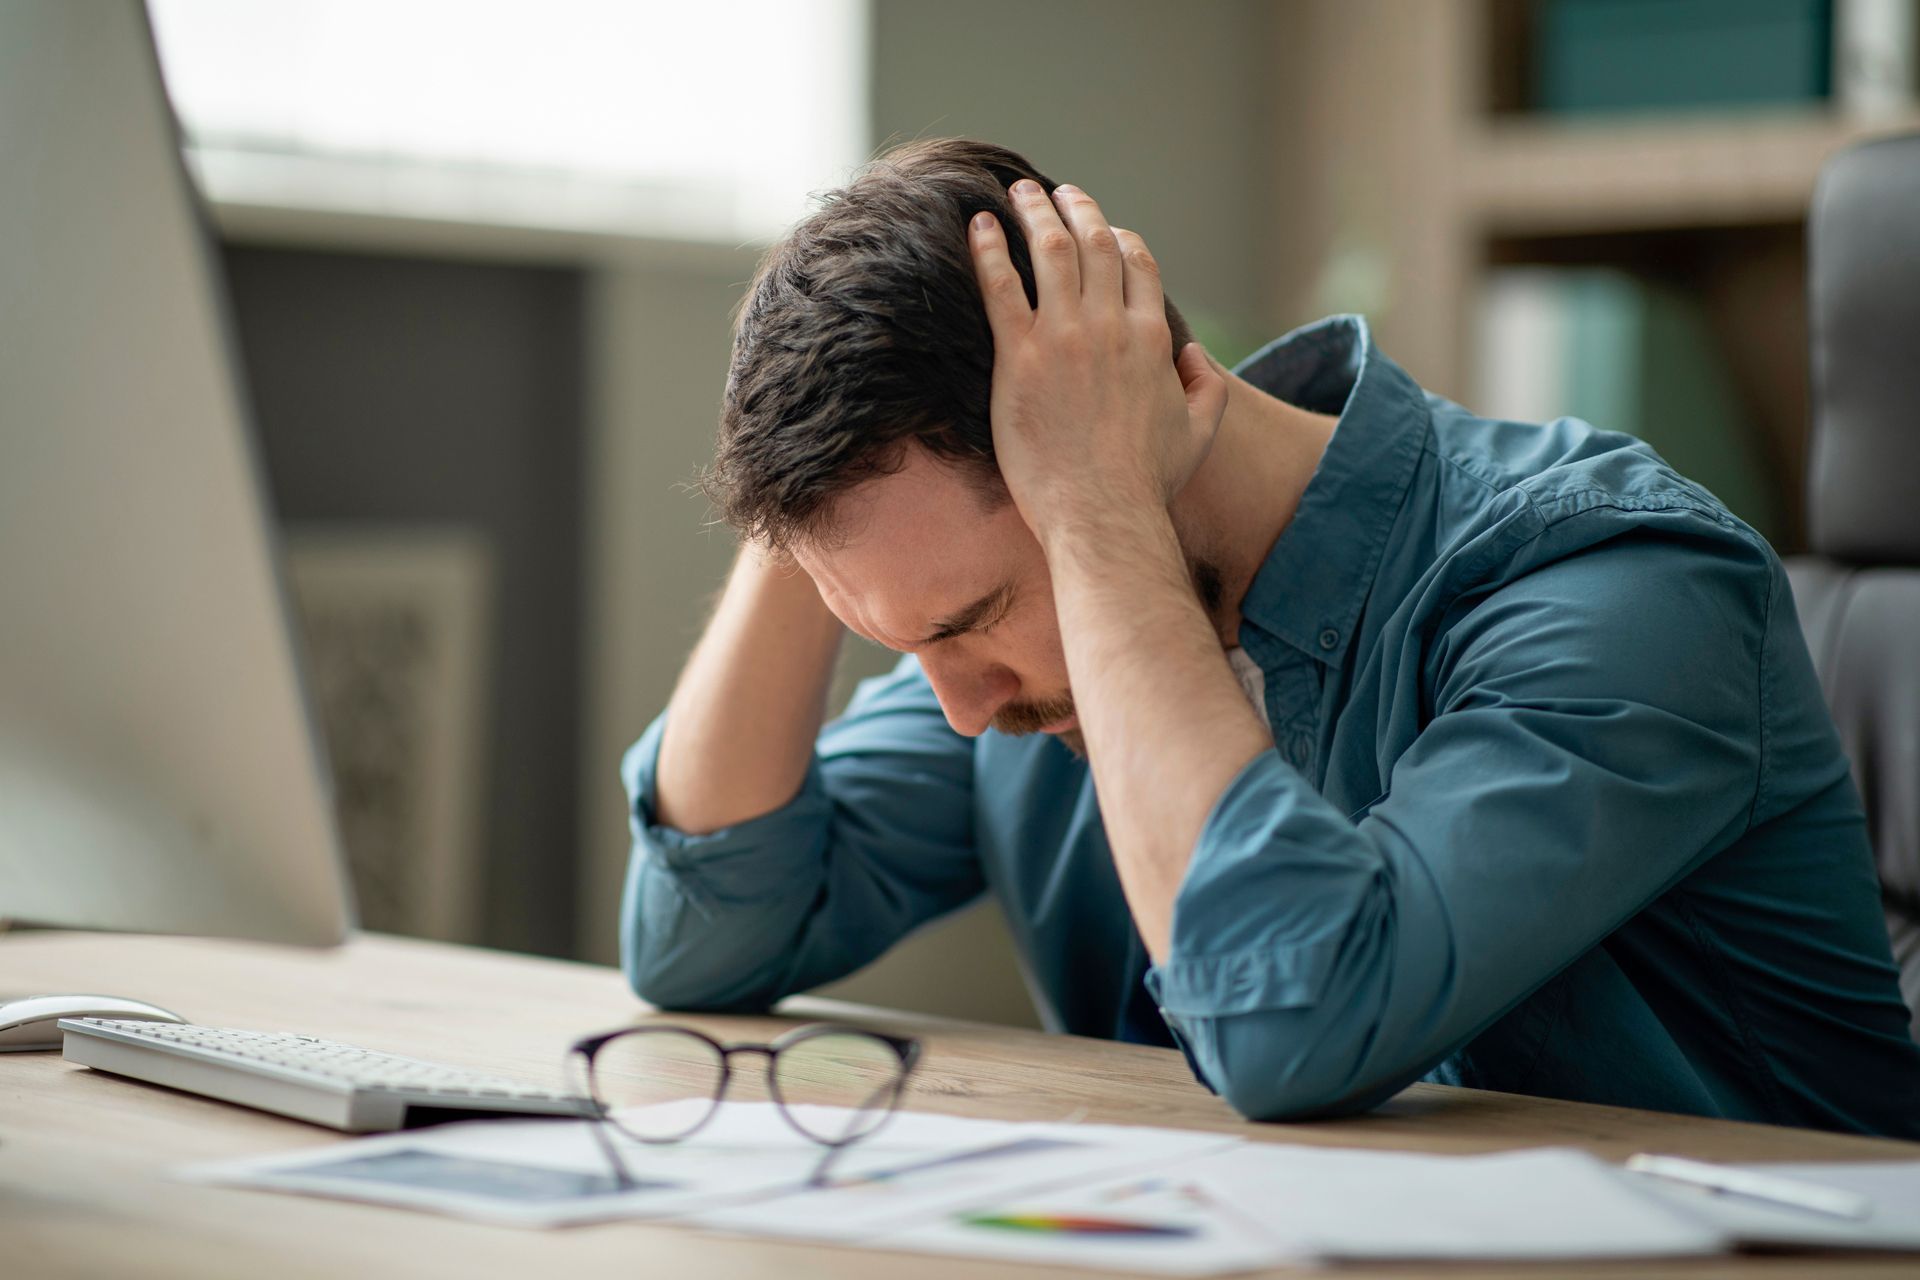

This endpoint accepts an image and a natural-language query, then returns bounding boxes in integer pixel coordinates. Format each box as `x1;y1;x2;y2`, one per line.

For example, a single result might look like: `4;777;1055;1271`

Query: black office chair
1785;132;1920;1041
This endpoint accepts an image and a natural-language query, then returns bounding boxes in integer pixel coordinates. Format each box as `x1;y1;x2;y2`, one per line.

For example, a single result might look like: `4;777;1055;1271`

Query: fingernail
971;211;993;232
1055;183;1080;196
1012;179;1041;196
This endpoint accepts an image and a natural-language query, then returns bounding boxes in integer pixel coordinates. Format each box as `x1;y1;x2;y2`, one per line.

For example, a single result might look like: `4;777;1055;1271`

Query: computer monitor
0;0;355;946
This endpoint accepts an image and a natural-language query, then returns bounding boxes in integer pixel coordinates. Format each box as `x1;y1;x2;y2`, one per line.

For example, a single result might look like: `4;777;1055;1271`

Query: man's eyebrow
920;580;1014;645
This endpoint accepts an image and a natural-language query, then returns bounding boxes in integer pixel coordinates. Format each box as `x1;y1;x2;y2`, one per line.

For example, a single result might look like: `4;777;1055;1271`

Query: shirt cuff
621;713;833;910
1145;748;1364;1020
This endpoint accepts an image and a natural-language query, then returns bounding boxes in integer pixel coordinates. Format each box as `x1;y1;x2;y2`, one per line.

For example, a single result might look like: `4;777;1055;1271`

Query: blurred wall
576;0;1284;1028
870;0;1283;358
577;244;756;965
225;246;586;958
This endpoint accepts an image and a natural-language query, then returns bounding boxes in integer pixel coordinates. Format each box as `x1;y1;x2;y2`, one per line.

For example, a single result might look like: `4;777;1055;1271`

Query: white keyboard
59;1018;592;1132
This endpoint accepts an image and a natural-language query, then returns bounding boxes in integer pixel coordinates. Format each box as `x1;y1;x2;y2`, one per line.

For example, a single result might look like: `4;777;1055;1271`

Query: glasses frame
566;1021;923;1190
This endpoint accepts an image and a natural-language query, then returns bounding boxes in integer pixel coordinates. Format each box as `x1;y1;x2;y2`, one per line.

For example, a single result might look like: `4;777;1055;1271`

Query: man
622;139;1920;1135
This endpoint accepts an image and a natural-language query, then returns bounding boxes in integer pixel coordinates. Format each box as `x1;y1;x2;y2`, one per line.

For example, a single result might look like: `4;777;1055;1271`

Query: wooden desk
4;931;1916;1279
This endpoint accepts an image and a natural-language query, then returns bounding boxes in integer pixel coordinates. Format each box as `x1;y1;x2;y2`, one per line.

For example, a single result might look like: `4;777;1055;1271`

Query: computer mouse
0;993;187;1052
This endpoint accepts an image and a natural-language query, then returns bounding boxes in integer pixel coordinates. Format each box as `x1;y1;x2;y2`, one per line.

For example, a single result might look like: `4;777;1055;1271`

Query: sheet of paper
1188;1143;1728;1262
183;1102;1759;1270
181;1101;1039;1229
873;1164;1295;1276
1633;1160;1920;1251
685;1118;1240;1244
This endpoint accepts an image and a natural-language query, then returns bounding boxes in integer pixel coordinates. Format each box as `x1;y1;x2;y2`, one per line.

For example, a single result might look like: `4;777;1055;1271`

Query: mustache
991;692;1076;737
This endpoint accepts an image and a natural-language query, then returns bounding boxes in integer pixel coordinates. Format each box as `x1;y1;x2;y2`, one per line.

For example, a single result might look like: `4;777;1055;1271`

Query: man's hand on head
965;180;1265;961
968;180;1228;553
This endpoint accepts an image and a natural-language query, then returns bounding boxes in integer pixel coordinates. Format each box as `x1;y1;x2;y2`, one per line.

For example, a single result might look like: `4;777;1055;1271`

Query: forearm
625;654;983;1013
654;546;844;833
1045;507;1271;959
962;178;1257;957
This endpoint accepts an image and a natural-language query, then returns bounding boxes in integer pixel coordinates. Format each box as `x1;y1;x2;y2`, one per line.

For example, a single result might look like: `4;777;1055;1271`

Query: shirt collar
1231;315;1429;667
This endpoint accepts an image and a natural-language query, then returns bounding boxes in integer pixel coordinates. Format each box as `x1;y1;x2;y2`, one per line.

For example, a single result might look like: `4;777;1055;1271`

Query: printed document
195;1104;1911;1271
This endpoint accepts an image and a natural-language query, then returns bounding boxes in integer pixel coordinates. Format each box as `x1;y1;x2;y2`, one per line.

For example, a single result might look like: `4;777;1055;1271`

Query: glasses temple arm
570;1049;641;1192
807;1138;849;1189
805;1071;913;1190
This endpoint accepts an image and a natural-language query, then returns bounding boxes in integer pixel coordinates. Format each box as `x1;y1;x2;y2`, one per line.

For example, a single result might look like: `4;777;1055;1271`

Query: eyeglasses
565;1022;922;1189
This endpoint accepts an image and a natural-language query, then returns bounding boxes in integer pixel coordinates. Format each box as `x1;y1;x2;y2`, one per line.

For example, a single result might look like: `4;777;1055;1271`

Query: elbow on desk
1184;1006;1409;1124
1216;1071;1398;1124
1211;1059;1383;1125
618;857;782;1015
622;950;777;1016
620;919;779;1016
619;941;691;1011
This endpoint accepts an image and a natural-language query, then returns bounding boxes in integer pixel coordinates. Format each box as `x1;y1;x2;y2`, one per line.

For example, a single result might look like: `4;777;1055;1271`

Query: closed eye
922;580;1016;646
965;585;1018;640
976;592;1015;635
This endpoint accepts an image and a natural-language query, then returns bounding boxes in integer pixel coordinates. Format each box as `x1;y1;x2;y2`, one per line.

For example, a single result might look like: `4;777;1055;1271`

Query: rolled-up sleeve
1145;523;1772;1121
621;655;981;1012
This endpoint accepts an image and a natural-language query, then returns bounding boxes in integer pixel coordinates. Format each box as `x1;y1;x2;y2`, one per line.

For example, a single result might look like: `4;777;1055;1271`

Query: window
148;0;870;243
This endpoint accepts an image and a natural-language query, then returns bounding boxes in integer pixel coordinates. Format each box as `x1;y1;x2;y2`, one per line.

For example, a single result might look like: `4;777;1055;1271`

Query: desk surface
4;931;1917;1279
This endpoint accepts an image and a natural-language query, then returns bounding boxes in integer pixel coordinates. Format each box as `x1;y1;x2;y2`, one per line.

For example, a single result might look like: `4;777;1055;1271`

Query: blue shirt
622;316;1920;1137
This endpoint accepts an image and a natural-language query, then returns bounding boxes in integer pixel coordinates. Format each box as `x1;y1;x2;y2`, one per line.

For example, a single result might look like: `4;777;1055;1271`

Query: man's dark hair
704;137;1195;551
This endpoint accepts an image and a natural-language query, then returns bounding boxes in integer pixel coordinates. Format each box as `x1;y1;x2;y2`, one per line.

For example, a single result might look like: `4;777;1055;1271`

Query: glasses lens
771;1030;910;1144
588;1028;726;1141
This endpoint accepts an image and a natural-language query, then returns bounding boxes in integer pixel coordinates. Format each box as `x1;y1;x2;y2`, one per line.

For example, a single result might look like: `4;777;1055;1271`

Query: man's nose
918;651;1015;738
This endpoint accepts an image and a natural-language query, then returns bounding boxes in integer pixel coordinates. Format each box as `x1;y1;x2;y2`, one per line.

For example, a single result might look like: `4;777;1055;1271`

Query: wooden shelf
1270;0;1917;549
1460;110;1920;235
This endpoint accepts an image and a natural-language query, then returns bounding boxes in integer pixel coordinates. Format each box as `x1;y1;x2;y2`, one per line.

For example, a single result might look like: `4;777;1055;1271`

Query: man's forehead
827;446;1001;534
793;450;1025;636
805;451;1006;564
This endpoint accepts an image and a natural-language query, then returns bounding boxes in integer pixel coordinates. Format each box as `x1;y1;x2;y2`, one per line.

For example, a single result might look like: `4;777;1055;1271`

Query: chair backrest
1783;132;1920;1040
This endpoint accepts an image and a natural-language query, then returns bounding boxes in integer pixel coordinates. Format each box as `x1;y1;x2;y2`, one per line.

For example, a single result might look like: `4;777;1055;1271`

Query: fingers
973;180;1151;327
968;211;1031;336
1008;178;1079;303
1111;227;1164;318
1177;342;1229;430
1050;184;1122;303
